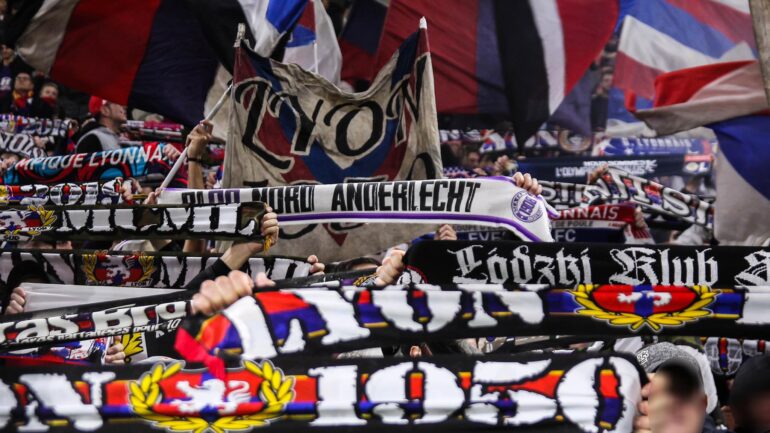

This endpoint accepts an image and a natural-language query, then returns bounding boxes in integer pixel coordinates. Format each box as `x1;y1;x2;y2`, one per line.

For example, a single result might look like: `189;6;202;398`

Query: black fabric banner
403;240;770;287
0;249;312;288
0;353;646;433
0;202;265;242
517;154;709;182
175;283;770;365
0;290;191;351
0;269;376;352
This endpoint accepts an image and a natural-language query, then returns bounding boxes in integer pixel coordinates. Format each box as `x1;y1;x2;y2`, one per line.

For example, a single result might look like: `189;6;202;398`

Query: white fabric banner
161;177;555;260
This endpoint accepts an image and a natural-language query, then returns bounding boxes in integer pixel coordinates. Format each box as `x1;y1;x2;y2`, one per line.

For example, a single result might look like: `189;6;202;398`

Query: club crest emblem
130;360;294;432
0;205;56;240
82;252;155;286
511;190;543;223
570;284;717;331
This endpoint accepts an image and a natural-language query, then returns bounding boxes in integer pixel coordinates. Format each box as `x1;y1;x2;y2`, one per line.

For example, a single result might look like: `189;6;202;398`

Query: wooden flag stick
750;0;770;106
157;82;232;192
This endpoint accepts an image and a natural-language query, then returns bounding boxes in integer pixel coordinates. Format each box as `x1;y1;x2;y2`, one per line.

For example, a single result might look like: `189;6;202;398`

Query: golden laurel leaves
570;284;717;331
120;333;145;364
129;360;294;433
138;254;156;283
26;205;56;237
82;252;155;285
4;205;57;239
82;253;98;283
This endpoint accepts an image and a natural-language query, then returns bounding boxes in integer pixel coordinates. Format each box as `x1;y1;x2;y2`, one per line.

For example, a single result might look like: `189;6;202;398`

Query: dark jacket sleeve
182;258;233;291
76;134;102;154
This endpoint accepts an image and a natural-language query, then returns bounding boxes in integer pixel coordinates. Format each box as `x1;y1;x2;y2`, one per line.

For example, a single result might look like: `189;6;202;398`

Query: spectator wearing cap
75;97;126;153
728;354;770;433
634;342;713;433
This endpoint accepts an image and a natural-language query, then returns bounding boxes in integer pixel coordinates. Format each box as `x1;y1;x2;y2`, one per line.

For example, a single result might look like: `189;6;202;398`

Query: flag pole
157;83;232;192
157;24;245;193
750;0;770;107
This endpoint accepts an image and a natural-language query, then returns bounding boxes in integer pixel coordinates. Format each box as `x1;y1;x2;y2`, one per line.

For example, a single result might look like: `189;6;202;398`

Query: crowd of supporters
0;2;764;433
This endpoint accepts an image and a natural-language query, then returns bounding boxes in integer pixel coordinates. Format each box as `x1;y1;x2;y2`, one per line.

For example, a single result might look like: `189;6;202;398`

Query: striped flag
375;0;619;144
338;0;388;88
6;0;308;125
614;0;756;112
283;0;342;85
623;60;770;245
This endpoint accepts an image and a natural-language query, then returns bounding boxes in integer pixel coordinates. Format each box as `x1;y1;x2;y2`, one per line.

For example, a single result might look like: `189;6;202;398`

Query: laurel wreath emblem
129;360;294;433
5;205;57;239
570;284;717;331
82;252;155;285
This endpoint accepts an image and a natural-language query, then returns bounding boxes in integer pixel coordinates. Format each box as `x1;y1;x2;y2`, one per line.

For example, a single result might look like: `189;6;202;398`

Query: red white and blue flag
373;0;620;144
7;0;308;125
626;60;770;245
338;0;388;89
613;0;756;115
223;21;443;259
282;0;342;85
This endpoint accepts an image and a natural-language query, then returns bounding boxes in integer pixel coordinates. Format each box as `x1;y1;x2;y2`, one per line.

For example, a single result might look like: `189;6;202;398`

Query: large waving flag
634;61;768;135
6;0;308;125
375;0;620;144
613;0;756;112
223;20;442;260
626;60;770;245
339;0;388;89
282;0;342;85
711;116;770;246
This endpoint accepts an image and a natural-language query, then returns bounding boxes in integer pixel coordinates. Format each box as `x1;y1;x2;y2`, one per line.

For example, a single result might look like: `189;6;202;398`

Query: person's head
654;363;708;433
597;72;613;93
39;82;58;103
0;152;19;171
89;96;127;129
1;45;13;63
333;257;381;273
730;354;770;432
462;147;481;169
13;72;32;93
637;343;708;433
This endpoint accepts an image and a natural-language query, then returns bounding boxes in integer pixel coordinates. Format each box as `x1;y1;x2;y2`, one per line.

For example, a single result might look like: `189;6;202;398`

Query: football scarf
402;240;770;286
0;202;265;242
2;142;183;186
0;130;46;159
0;179;125;206
0;114;71;138
174;283;770;366
552;204;653;244
0;290;191;351
0;268;376;351
160;178;556;242
704;337;769;377
0;249;313;288
123;120;183;142
0;353;645;433
516;154;710;182
541;167;713;228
